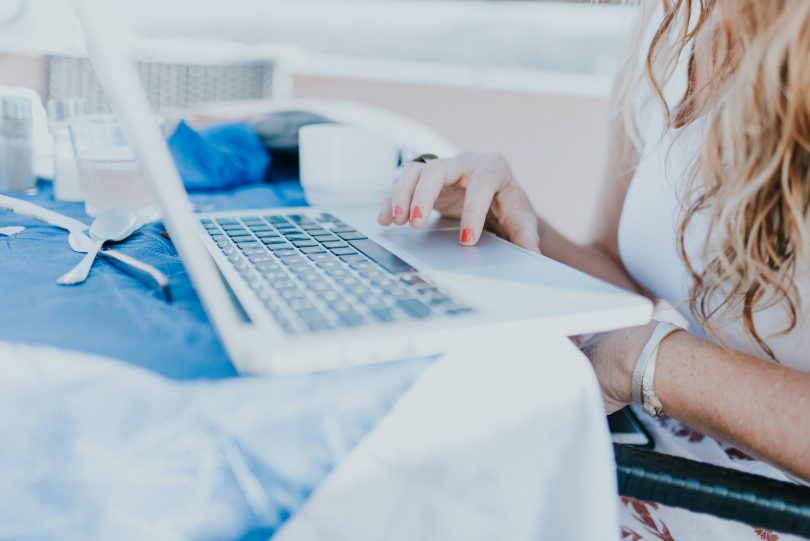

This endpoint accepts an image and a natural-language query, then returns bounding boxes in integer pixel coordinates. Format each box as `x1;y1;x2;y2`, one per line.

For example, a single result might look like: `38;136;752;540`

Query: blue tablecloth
0;181;431;539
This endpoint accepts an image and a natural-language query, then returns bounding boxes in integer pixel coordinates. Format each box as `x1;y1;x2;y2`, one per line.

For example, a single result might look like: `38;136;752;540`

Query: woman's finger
504;211;542;253
457;156;513;245
458;166;501;246
495;185;541;252
389;161;424;225
408;157;464;228
377;191;394;225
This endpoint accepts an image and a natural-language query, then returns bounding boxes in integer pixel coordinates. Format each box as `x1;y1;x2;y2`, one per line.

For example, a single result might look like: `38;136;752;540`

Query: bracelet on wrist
630;321;682;418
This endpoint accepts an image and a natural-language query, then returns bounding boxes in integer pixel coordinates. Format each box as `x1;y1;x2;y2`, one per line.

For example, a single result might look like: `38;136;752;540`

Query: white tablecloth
277;324;619;541
0;327;618;539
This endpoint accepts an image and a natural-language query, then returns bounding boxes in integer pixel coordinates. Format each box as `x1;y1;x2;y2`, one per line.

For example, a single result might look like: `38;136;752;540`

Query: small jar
0;96;36;193
47;97;86;202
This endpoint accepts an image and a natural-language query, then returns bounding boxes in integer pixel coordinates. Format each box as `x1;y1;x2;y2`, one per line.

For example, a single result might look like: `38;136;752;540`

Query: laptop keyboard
200;212;474;334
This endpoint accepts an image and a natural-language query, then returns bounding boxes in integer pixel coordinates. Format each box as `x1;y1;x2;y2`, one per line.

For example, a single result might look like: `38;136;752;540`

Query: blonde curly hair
618;0;810;358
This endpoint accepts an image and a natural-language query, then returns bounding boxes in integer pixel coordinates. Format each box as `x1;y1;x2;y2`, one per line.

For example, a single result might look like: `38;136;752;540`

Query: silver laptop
73;0;652;375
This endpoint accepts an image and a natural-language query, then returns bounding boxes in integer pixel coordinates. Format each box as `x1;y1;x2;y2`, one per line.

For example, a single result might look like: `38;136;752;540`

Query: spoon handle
0;194;88;233
57;241;103;285
101;250;172;302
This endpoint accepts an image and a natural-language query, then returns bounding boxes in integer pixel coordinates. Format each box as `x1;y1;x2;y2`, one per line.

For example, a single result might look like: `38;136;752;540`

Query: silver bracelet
630;321;682;418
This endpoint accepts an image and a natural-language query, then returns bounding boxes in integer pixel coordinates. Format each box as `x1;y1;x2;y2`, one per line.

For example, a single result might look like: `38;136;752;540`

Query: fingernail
393;206;403;219
461;228;473;244
410;206;422;222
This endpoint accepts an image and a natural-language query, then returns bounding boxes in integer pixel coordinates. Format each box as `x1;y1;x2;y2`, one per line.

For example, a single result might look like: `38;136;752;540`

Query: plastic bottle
0;96;36;193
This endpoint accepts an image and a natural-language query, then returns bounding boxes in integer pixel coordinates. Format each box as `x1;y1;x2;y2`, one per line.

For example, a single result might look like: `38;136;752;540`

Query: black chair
614;444;810;538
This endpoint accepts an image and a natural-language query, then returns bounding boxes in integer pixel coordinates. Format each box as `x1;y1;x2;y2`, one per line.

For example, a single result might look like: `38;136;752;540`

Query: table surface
0;181;307;379
0;181;619;540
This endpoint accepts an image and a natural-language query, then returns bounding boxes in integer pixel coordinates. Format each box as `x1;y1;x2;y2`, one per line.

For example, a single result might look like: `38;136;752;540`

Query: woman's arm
587;323;810;482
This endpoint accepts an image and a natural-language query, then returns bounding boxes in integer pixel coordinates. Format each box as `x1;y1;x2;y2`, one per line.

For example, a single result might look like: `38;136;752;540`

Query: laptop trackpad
380;228;535;270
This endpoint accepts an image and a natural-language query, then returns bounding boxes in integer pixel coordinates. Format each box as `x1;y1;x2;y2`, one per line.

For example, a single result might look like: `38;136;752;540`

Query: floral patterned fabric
618;406;805;541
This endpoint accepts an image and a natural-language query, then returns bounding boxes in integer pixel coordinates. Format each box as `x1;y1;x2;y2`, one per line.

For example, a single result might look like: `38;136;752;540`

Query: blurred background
0;0;635;241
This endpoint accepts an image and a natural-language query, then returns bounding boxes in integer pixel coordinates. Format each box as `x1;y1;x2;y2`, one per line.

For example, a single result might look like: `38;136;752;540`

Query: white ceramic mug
298;124;400;207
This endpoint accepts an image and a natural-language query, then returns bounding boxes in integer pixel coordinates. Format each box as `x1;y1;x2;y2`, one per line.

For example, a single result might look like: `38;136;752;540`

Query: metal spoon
57;208;138;285
68;231;172;301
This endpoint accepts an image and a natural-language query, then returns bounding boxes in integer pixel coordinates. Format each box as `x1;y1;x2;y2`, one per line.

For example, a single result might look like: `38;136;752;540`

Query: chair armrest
614;443;810;538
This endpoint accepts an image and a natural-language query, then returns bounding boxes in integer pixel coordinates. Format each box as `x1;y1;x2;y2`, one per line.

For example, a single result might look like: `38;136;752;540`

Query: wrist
631;321;685;417
618;322;660;403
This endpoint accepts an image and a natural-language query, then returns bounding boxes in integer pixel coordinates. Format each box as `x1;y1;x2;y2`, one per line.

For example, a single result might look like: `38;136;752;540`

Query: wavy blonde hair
617;0;810;357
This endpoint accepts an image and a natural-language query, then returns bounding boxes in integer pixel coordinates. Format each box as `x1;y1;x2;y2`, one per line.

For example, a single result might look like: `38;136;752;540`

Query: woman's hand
377;152;542;252
579;323;657;414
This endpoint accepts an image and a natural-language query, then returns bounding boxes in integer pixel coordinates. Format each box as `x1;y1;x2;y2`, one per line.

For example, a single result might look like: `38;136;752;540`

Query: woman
378;0;810;538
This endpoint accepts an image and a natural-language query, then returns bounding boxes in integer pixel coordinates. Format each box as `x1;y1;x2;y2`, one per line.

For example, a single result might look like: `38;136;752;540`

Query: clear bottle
0;96;36;193
47;97;86;202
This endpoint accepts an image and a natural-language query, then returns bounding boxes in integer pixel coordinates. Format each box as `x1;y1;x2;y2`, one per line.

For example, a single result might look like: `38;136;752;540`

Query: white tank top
616;7;810;371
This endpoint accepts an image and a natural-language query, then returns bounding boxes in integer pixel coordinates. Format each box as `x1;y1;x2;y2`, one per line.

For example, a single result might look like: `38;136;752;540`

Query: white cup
298;124;400;207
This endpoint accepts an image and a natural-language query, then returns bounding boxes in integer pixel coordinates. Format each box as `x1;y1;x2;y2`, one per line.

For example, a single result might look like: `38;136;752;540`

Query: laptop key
331;248;357;256
306;320;334;332
401;275;429;286
295;307;325;320
322;241;348;249
300;246;326;255
445;306;474;316
395;298;432;319
243;250;267;259
271;279;296;289
310;281;332;292
288;298;315;311
346;239;417;274
336;231;368;241
338;312;365;327
313;234;340;243
383;287;410;298
320;290;341;302
370;307;395;322
279;289;305;301
292;240;318;248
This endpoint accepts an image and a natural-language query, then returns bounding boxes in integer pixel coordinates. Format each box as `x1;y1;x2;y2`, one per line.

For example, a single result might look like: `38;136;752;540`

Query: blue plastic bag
168;121;271;192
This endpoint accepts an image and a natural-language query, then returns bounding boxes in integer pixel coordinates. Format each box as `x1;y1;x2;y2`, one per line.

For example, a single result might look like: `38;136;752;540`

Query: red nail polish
461;228;473;244
410;207;422;221
393;206;403;218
